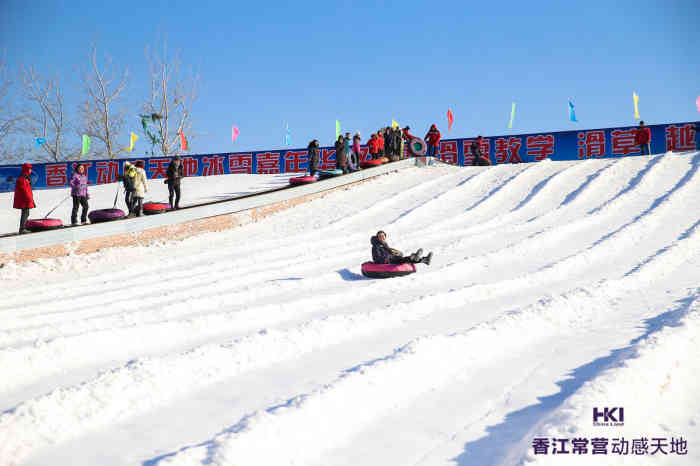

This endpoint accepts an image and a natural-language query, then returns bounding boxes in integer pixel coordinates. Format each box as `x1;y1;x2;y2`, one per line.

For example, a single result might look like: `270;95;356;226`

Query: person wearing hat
166;156;184;209
132;160;148;216
371;230;432;265
120;162;137;213
307;139;320;176
13;163;35;234
425;124;441;158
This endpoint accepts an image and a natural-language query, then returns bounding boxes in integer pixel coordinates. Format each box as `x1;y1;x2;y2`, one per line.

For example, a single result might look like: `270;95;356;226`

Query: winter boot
422;252;433;266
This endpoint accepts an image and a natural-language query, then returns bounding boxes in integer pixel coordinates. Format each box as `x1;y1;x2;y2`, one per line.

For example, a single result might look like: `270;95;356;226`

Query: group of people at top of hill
11;158;184;234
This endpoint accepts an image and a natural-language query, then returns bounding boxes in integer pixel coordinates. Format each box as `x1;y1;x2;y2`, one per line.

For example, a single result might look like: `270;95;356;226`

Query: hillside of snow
1;153;699;466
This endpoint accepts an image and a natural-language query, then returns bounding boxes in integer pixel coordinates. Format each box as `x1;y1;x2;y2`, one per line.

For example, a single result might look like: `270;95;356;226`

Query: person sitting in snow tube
362;231;432;278
371;230;432;266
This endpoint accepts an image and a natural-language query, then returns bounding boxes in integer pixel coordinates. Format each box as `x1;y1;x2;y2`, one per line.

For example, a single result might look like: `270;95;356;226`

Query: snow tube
378;157;389;163
25;218;63;232
142;202;171;215
88;208;126;223
360;159;384;169
289;175;316;185
317;169;343;179
409;138;427;156
361;261;416;279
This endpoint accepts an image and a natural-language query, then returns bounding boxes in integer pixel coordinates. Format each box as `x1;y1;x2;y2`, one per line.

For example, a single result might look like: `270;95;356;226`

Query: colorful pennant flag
568;100;578;122
447;109;454;131
391;120;399;129
179;129;188;151
335;120;341;140
633;92;640;119
696;96;700;114
81;134;90;155
508;103;516;129
35;137;46;146
232;125;240;142
125;132;139;152
284;123;291;146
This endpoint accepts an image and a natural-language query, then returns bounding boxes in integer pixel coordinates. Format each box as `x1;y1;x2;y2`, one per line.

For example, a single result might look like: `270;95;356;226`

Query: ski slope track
1;153;699;466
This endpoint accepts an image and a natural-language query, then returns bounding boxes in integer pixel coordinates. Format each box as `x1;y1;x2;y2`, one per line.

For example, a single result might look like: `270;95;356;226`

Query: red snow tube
361;261;416;279
289;175;316;185
409;138;427;156
378;157;389;163
360;159;384;169
88;208;127;223
142;202;171;215
25;218;63;232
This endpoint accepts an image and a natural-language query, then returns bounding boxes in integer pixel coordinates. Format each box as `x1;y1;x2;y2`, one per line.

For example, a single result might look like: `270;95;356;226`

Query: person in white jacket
131;161;148;217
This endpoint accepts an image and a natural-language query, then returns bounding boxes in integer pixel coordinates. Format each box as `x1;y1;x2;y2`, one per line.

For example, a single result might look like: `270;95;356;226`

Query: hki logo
593;407;624;426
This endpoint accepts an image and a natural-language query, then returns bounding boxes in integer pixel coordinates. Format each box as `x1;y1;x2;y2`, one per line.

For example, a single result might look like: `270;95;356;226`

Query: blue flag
36;137;46;146
568;100;578;122
284;123;291;146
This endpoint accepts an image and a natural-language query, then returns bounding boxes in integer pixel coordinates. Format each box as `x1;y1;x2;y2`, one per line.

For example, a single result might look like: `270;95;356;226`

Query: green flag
81;134;91;155
335;120;341;139
508;102;516;129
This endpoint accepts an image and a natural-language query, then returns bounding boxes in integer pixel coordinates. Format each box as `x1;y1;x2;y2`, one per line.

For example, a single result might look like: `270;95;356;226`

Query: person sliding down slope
371;230;432;265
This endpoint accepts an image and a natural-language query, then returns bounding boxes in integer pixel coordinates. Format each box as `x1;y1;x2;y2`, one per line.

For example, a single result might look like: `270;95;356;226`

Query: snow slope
0;153;698;466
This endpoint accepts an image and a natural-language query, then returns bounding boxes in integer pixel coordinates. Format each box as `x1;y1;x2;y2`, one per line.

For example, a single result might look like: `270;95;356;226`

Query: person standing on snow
69;164;89;225
166;156;184;209
120;162;137;213
131;161;148;217
471;136;492;166
634;121;652;155
343;132;354;171
377;129;385;157
307;139;320;176
13;163;35;234
425;124;441;158
335;135;348;173
367;133;380;160
352;132;362;170
371;230;432;265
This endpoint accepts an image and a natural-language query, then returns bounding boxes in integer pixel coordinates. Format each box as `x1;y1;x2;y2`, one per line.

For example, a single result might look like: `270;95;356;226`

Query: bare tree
16;65;79;162
0;52;24;163
143;39;198;156
80;44;129;159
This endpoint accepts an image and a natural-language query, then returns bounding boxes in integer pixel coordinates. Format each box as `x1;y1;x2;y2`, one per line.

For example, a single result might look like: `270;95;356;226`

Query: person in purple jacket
70;164;89;225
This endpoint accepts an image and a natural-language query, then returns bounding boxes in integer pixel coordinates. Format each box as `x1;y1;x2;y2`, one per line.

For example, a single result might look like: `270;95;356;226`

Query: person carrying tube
120;162;137;214
371;230;432;265
471;136;492;166
69;164;89;225
166;156;184;209
13;163;35;234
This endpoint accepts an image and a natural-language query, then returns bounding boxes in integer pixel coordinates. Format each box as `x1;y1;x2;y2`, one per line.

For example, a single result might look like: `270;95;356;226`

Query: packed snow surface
1;153;699;466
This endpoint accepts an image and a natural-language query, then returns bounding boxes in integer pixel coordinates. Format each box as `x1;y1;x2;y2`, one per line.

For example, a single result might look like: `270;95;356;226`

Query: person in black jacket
371;231;432;265
166;156;184;209
334;135;348;173
308;139;320;176
471;136;491;166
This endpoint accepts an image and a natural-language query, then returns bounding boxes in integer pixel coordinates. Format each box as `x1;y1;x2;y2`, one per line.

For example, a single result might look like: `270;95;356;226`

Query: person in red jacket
425;124;441;158
13;163;36;234
634;121;652;155
377;130;385;157
367;134;380;159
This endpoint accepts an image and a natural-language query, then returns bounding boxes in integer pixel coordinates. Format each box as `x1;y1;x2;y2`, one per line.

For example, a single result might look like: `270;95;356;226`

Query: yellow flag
633;92;640;119
391;120;399;129
126;132;139;152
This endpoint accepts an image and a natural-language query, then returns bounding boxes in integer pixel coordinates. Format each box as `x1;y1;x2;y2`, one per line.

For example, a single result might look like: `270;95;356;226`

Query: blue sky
1;0;699;155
